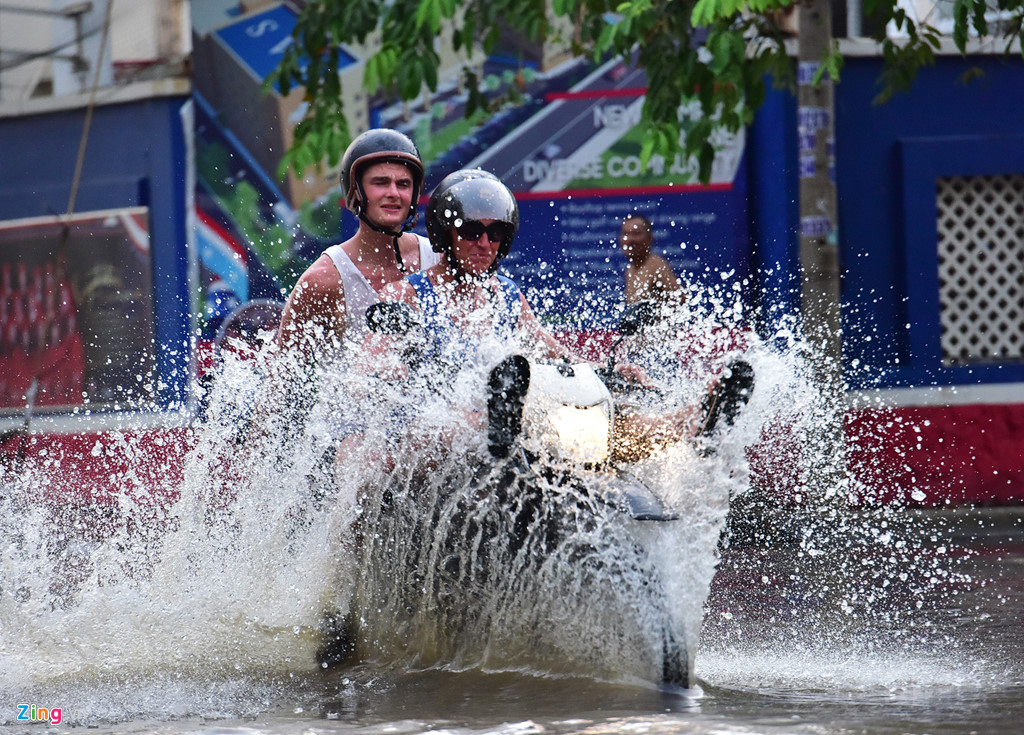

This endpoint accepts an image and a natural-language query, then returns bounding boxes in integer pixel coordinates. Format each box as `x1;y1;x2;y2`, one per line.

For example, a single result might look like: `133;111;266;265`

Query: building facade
1;2;1021;506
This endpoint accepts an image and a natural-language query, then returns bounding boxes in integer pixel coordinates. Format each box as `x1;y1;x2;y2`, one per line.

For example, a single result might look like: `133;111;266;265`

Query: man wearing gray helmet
377;170;707;461
379;168;570;366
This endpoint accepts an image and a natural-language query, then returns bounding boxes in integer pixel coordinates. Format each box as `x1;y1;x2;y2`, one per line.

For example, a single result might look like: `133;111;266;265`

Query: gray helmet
339;128;424;224
425;169;519;270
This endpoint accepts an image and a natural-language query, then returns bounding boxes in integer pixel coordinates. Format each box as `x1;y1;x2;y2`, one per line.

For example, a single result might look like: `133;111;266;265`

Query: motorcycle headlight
548;398;612;464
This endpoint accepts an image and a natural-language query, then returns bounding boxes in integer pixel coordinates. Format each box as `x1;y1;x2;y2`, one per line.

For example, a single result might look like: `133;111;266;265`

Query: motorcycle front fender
584;470;679;522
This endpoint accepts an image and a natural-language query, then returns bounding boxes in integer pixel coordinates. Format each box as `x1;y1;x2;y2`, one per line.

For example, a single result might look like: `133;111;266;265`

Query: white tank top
325;234;439;339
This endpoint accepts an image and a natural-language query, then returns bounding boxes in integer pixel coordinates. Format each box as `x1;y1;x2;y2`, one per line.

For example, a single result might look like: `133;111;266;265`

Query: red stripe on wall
514;183;733;200
545;88;647;101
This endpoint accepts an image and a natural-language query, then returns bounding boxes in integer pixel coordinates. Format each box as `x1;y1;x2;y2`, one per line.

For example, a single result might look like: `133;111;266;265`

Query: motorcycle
320;300;754;689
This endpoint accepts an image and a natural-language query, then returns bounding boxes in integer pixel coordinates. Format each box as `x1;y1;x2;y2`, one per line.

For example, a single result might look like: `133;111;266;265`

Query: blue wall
0;95;194;409
749;83;801;335
5;54;1022;403
751;54;1024;390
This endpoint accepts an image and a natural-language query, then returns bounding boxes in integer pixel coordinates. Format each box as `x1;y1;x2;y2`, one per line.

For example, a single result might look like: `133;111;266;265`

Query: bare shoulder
300;253;343;291
287;255;345;314
646;253;674;272
277;253;345;349
648;254;682;285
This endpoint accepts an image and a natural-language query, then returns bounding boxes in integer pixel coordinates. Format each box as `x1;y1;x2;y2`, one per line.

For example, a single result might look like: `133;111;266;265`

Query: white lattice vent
936;174;1024;366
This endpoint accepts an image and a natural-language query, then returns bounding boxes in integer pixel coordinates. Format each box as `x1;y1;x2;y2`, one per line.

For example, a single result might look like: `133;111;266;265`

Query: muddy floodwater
3;505;1021;735
2;301;1022;735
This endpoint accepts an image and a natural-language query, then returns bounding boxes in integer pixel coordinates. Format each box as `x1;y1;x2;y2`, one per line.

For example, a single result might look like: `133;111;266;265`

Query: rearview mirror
366;301;421;335
618;300;658;336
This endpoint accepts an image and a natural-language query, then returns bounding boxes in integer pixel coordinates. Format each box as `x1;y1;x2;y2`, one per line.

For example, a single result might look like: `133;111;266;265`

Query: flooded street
2;307;1020;735
4;2;1023;731
697;507;1024;735
5;503;1021;735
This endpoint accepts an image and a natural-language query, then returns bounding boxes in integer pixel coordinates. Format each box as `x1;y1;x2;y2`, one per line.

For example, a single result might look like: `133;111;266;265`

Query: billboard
190;3;753;329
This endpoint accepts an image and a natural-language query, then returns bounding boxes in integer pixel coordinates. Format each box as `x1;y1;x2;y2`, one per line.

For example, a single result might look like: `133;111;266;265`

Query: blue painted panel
899;134;1024;385
748;83;801;338
831;55;1024;389
214;4;357;90
149;100;194;408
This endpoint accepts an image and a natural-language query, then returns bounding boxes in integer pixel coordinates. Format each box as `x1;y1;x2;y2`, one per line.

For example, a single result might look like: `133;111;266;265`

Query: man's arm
276;254;347;364
254;255;349;430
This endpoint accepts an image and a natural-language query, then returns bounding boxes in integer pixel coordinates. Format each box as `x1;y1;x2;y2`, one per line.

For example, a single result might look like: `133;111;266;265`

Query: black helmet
340;128;424;223
425;169;519;271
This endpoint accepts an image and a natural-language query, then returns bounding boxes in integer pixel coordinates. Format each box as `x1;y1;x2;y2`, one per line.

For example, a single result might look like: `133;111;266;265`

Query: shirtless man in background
618;214;684;306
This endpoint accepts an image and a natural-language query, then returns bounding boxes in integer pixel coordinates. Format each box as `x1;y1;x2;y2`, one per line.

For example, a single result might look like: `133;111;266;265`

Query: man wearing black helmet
276;128;440;366
266;130;440;670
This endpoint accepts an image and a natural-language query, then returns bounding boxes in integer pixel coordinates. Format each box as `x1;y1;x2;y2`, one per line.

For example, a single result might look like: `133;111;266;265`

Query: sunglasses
456;221;509;243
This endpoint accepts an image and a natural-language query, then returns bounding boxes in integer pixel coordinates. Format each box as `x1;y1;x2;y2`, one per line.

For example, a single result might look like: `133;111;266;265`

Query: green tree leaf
266;0;1024;186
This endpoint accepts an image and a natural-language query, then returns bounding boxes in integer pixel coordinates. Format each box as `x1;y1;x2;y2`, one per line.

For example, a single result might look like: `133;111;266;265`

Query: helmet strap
356;207;418;274
392;234;406;274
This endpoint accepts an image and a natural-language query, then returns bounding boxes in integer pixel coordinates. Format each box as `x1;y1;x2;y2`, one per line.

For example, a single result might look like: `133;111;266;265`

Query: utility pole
798;0;845;488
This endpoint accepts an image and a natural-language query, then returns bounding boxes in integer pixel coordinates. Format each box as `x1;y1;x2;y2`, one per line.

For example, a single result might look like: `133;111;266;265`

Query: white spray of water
0;284;847;723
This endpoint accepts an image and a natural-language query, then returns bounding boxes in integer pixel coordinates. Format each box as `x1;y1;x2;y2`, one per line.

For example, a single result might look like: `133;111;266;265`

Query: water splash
0;283;964;726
